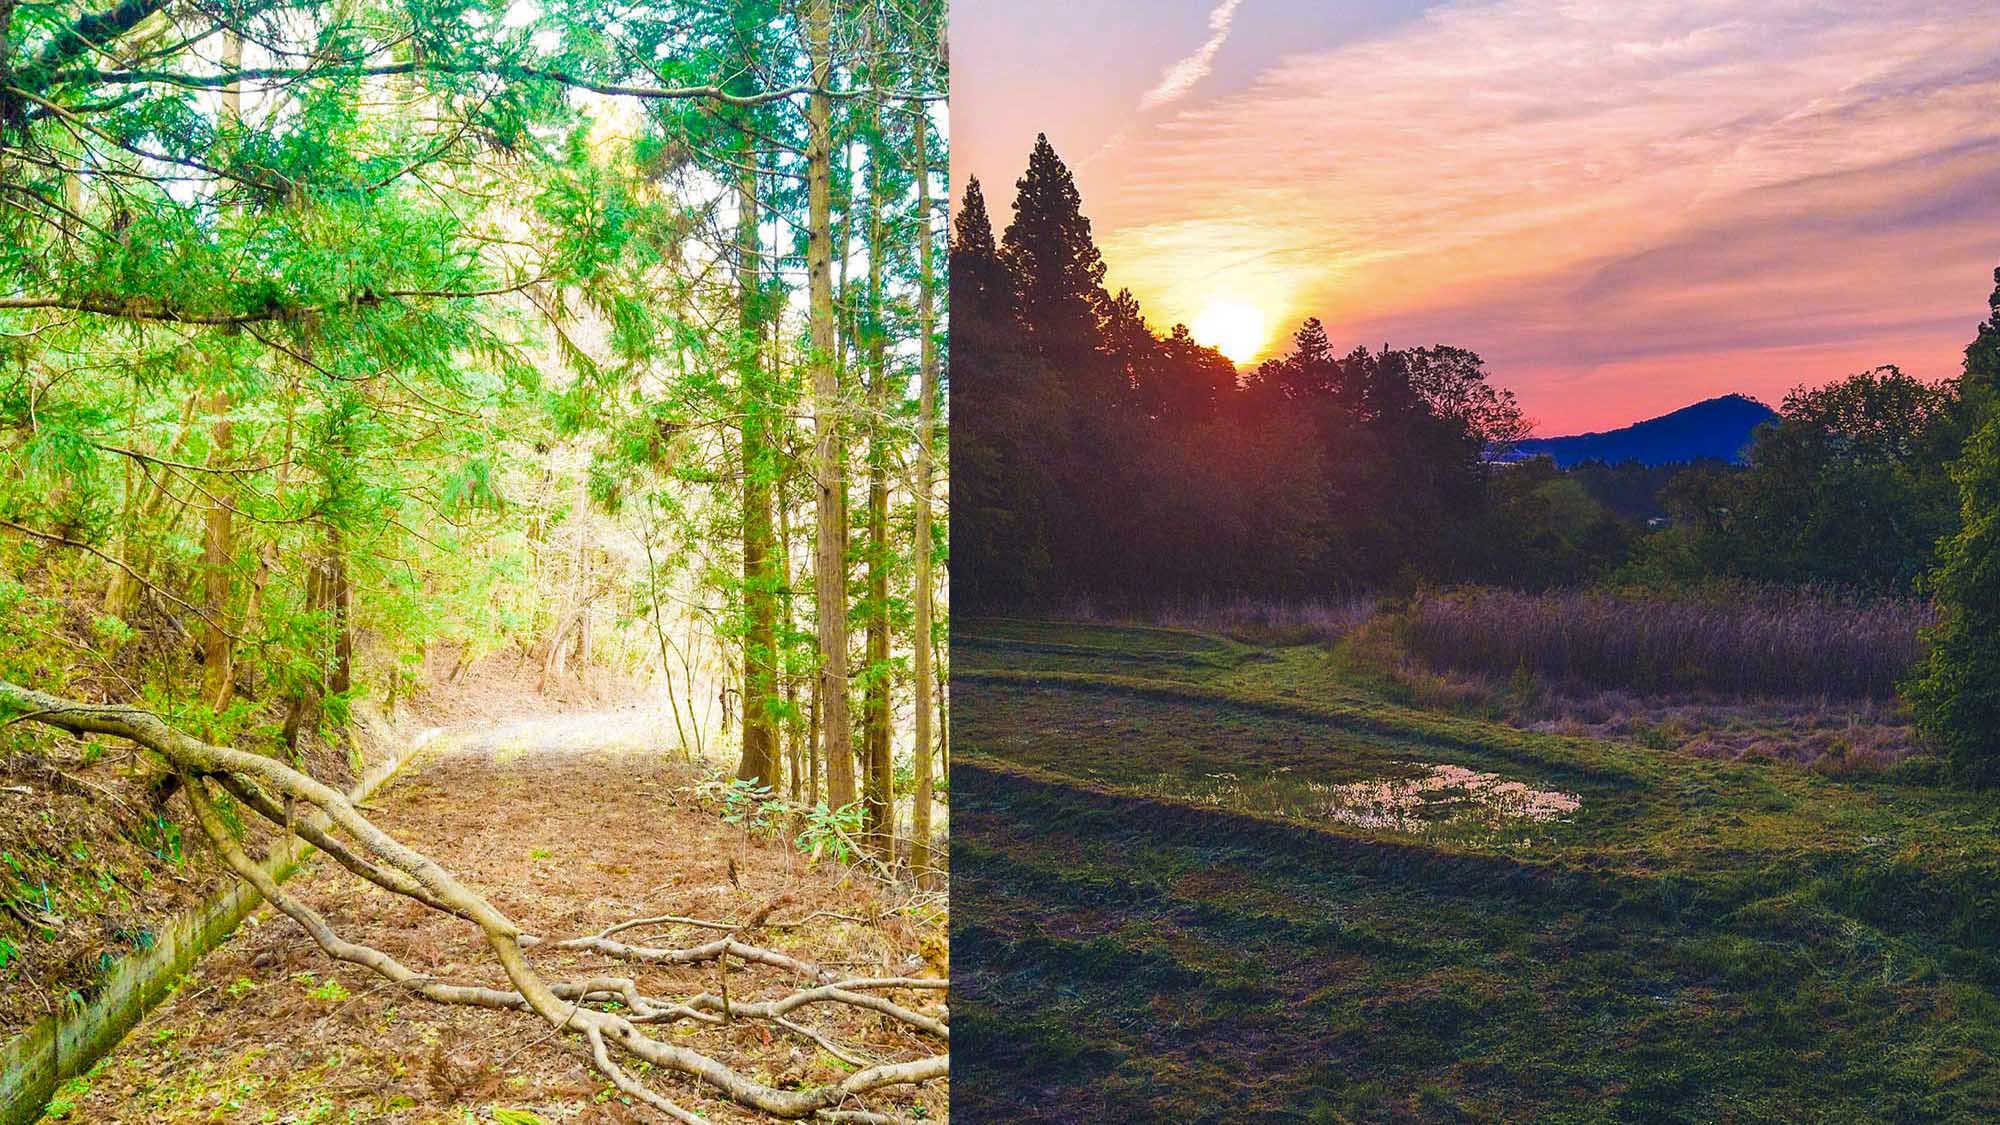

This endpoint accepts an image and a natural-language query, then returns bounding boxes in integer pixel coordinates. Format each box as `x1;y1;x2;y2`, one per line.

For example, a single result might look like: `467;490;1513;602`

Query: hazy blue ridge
1497;394;1777;467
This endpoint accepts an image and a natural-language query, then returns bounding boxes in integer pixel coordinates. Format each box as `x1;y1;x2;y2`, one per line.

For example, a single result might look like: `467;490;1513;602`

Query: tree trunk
107;392;200;620
201;33;244;713
861;86;892;857
201;386;234;711
806;0;854;810
734;126;780;788
909;104;938;876
316;403;355;700
327;523;353;696
780;458;803;804
807;677;821;810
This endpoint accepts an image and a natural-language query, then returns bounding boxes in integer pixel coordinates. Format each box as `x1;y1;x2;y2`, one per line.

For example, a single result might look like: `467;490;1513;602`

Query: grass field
951;619;2000;1123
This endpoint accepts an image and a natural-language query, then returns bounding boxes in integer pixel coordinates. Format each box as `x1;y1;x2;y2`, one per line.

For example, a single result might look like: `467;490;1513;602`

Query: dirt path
46;711;948;1124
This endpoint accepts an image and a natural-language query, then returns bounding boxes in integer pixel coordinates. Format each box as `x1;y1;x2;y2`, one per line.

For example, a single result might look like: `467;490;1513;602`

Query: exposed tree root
0;681;948;1121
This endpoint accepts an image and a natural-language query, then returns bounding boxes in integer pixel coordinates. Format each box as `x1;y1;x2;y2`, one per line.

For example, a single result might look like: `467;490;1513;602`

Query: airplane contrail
1139;0;1248;111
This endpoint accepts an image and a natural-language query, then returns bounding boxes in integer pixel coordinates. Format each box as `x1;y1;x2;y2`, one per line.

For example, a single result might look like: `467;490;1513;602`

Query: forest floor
34;705;948;1124
953;618;2000;1123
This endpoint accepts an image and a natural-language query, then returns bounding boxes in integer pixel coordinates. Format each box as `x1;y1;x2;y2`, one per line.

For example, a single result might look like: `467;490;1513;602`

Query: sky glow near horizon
952;0;2000;432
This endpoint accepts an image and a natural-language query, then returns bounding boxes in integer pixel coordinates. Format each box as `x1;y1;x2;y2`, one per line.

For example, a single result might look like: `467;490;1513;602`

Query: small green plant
308;978;351;1003
1506;659;1542;710
41;1074;91;1119
91;614;136;648
0;934;17;969
529;847;551;860
691;776;871;865
139;815;184;865
795;801;866;863
695;776;784;834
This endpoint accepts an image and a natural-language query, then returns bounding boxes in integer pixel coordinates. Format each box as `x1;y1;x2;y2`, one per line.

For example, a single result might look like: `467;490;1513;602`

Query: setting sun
1189;301;1267;365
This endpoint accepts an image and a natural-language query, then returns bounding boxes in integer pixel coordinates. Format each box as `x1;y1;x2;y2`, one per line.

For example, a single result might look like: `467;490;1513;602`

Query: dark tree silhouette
1002;134;1111;378
1644;367;1964;592
952;137;1988;624
955;139;1529;605
951;175;1011;318
1913;267;2000;782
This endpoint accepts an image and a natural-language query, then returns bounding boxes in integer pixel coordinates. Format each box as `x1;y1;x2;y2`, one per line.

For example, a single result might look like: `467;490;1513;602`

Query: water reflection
1186;762;1580;832
1312;763;1579;830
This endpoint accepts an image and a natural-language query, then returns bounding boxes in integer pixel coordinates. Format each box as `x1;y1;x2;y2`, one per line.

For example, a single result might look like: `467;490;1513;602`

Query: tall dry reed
1050;593;1380;646
1400;586;1931;700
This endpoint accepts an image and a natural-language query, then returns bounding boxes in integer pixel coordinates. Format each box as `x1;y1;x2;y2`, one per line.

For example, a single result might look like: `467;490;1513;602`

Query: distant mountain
1500;394;1777;468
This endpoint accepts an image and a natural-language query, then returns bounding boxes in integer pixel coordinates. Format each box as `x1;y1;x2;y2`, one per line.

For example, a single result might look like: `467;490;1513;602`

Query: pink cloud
1083;0;2000;430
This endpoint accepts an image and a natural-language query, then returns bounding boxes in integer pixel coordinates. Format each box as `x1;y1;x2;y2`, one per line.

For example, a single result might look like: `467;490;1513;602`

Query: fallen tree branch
685;984;949;1040
586;1026;709;1125
209;771;472;921
559;892;812;942
523;930;830;980
0;680;947;1119
775;1015;880;1068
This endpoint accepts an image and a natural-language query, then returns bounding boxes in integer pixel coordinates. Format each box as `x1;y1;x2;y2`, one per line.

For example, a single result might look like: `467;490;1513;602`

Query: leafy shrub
1910;407;2000;782
690;775;865;864
794;801;867;864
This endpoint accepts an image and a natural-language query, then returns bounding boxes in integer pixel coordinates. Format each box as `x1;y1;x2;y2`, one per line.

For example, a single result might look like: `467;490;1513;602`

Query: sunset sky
951;0;2000;433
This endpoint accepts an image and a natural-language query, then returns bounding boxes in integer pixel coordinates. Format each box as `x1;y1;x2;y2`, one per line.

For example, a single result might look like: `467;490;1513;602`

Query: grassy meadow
951;616;2000;1123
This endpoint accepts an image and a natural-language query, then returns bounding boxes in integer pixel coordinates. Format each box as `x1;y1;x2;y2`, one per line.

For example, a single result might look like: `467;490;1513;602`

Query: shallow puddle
1185;762;1579;833
1310;763;1580;830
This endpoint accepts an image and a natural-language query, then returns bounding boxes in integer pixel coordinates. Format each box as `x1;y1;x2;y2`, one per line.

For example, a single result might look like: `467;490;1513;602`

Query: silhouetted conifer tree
951;176;1011;318
1002;135;1109;373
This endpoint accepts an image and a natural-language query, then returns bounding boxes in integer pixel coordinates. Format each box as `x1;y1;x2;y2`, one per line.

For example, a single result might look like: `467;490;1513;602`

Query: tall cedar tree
804;0;855;810
951;176;1010;317
909;98;940;874
1002;134;1110;385
952;168;1061;607
730;8;781;788
860;66;894;853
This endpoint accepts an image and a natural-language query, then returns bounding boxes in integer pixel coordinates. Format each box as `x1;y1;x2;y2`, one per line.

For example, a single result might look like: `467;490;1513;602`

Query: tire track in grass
953;620;2000;1122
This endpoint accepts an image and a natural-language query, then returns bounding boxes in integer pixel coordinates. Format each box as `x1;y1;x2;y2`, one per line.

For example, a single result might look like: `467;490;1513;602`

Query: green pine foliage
0;0;948;803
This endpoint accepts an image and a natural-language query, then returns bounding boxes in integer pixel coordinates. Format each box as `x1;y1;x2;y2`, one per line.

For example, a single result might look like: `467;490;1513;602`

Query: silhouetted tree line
954;136;1545;607
952;136;2000;621
951;133;2000;778
1634;367;1969;592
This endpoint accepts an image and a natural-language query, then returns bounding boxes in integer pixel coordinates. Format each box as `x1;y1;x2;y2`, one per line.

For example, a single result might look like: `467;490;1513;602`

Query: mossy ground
952;618;2000;1123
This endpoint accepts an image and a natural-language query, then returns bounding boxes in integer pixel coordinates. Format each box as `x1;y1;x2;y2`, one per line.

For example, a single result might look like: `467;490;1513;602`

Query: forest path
48;710;945;1124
